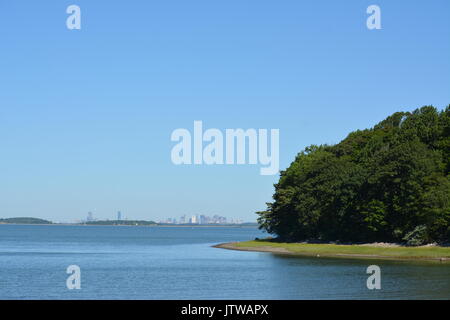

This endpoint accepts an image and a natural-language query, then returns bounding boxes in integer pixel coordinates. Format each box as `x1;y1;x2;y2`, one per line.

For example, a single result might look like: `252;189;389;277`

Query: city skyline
70;211;249;224
159;214;245;225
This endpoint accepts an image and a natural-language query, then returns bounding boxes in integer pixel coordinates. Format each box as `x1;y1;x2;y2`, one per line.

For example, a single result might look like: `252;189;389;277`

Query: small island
0;217;52;225
81;220;157;226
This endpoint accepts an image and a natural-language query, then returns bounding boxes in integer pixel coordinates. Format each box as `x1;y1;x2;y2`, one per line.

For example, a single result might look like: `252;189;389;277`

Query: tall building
87;212;93;221
117;211;122;221
190;215;197;224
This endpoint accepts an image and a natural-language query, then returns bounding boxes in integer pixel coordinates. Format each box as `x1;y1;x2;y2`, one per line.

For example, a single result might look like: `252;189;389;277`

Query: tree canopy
257;105;450;245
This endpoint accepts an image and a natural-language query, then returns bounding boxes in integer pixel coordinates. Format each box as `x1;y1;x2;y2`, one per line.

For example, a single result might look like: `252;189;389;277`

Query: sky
0;0;449;223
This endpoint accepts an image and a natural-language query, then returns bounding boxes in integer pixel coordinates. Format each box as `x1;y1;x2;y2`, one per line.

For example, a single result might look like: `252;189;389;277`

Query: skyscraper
117;211;122;221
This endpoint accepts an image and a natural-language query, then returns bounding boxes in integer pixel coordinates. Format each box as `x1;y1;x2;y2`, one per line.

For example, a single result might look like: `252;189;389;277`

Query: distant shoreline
0;222;258;228
214;240;450;262
0;217;258;227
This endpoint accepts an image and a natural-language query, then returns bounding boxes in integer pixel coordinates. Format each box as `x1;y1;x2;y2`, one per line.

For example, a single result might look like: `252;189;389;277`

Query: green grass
233;240;450;261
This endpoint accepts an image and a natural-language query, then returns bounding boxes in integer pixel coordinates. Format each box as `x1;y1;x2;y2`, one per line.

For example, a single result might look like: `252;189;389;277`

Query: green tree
257;105;450;245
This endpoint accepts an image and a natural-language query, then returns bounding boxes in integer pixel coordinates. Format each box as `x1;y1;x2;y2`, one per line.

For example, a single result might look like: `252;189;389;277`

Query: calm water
0;224;448;300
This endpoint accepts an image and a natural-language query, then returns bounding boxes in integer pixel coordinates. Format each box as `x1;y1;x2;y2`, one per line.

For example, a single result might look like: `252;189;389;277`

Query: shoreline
213;241;450;263
0;223;257;228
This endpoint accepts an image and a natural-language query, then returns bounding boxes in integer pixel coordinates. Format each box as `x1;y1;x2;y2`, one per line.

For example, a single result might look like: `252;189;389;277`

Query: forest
257;106;450;245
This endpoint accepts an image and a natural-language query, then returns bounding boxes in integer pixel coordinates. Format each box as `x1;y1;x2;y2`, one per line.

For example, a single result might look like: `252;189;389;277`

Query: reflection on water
268;254;450;299
0;225;448;299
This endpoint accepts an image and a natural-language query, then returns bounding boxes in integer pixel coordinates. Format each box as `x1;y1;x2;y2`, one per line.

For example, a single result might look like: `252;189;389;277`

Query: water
0;224;448;299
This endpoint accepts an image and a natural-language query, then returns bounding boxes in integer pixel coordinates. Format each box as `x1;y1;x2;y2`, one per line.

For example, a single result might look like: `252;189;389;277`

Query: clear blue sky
1;1;449;222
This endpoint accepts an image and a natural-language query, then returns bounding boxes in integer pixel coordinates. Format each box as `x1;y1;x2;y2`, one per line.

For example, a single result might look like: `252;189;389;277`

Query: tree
257;105;450;244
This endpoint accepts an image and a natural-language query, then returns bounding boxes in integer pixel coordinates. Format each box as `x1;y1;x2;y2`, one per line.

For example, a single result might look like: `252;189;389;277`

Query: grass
229;239;450;261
